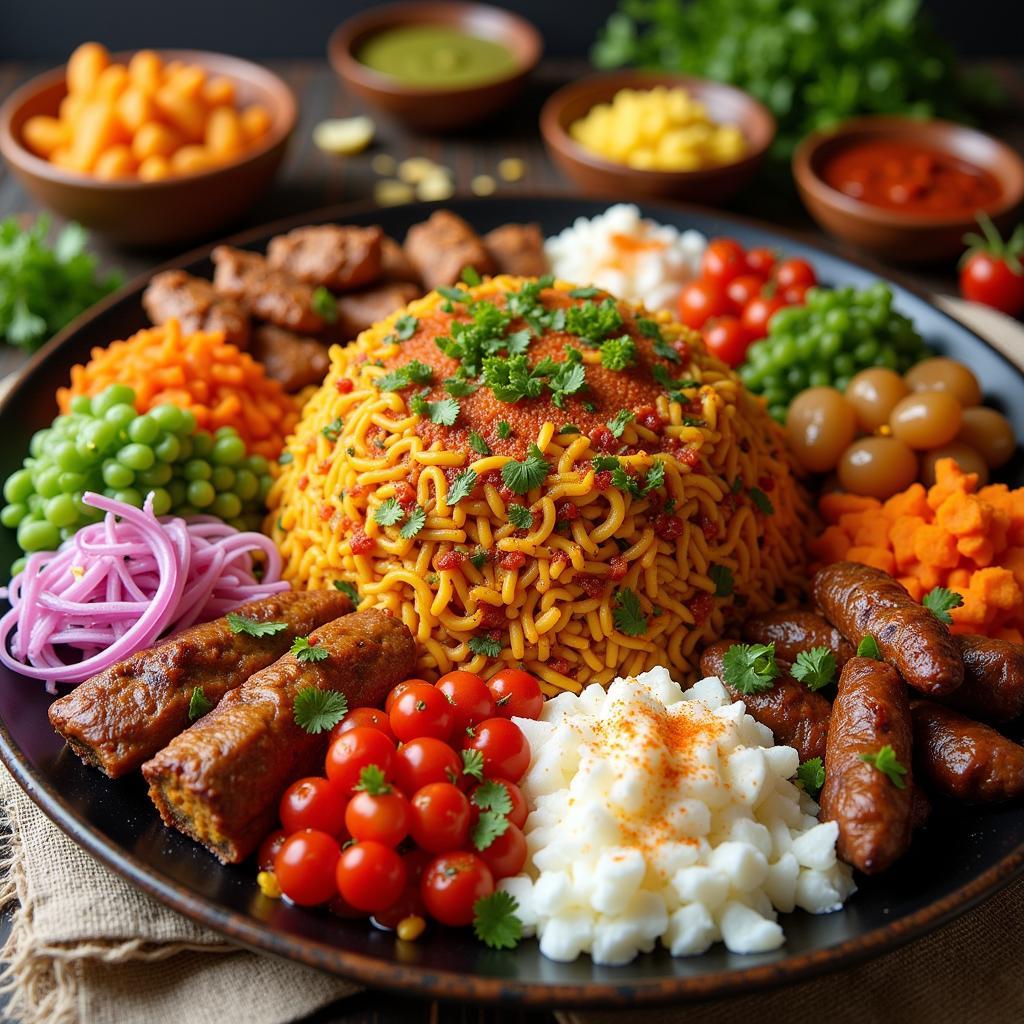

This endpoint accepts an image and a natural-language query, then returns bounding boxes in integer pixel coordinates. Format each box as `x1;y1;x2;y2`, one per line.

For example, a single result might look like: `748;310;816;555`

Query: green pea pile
738;283;929;422
2;384;273;560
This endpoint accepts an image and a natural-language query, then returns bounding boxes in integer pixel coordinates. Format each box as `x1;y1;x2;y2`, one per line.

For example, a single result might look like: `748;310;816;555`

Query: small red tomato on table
960;214;1024;317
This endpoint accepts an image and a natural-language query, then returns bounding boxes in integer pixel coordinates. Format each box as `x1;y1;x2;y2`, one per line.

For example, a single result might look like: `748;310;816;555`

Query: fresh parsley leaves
461;265;482;287
468;430;492;455
375;360;434;392
187;686;213;721
796;757;825;799
437;285;472;304
721;642;780;694
291;636;330;662
473;809;510;851
394;314;418;340
708;564;734;597
651;363;700;401
312;286;338;323
859;744;908;789
607;409;635;438
500;444;549;494
565;298;623;345
508;503;534;530
635;316;682;364
472;780;513;815
611;460;664;499
444;375;478;397
373;497;404;527
333;580;360;604
483;354;547;403
497;421;512;440
473;891;523;950
410;393;460;426
320;416;344;442
468;635;503;658
791;646;837;691
225;613;288;638
922;586;964;625
293;686;348;733
600;334;637;371
613;588;647;637
461;748;485;780
857;634;881;660
568;286;602;298
447;469;478;505
469;547;489;569
399;505;427;539
748;487;774;516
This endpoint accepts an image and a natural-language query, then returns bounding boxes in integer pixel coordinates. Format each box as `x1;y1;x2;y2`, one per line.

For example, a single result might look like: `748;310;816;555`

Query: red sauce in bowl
822;140;1002;217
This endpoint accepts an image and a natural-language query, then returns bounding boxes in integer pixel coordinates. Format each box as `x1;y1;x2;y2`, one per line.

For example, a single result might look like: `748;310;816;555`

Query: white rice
544;204;707;313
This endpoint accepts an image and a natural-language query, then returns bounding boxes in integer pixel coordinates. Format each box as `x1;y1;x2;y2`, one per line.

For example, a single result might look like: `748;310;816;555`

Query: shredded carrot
812;458;1024;639
56;319;297;459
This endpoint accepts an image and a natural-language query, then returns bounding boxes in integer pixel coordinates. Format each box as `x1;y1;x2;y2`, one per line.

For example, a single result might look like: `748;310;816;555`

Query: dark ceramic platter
1;197;1023;1007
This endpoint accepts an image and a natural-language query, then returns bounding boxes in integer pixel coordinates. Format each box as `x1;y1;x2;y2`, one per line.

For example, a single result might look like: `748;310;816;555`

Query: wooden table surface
0;55;1022;1024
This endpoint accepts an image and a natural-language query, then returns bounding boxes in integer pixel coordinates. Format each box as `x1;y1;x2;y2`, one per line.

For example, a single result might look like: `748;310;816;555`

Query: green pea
211;466;235;490
167;479;188;507
211;492;242;519
786;366;809;390
113;488;143;508
175;436;194;462
247;455;270;476
102;460;134;489
79;419;117;454
29;431;50;458
149;488;173;516
768;404;787;423
17;518;59;552
773;337;797;367
192;431;214;458
137;463;173;487
878;348;899;370
211;435;245;466
93;384;136;415
795;333;817;360
149;404;185;433
178;409;197;436
214;426;235;439
819;332;842;358
34;467;63;499
1;503;28;528
234;469;258;501
128;415;160;445
44;493;79;528
853;339;879;363
117;444;155;472
4;469;34;504
69;395;93;415
187;479;216;508
833;375;851;392
183;459;212;481
824;309;850;333
58;471;87;492
104;403;137;431
809;368;832;388
258;475;273;501
834;353;856;377
154;434;181;463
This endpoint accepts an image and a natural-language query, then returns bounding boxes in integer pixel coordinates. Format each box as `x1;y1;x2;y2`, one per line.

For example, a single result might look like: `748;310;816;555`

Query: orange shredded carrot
56;319;297;459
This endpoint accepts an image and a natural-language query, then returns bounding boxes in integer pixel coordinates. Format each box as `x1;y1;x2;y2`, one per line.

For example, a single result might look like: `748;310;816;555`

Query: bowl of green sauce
329;2;542;133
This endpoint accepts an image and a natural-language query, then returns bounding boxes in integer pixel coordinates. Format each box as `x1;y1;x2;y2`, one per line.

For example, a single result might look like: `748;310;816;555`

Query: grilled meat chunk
404;210;495;290
143;270;251;348
267;225;383;291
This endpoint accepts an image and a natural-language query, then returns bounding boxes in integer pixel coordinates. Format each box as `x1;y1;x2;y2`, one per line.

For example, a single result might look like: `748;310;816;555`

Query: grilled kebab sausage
934;634;1024;724
812;562;963;695
142;270;251;348
741;611;855;670
143;609;414;863
910;700;1024;802
48;590;352;778
699;641;832;762
266;225;383;291
820;656;914;874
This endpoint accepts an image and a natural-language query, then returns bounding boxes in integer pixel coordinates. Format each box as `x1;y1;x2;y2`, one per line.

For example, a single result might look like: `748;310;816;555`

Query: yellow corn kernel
396;915;426;941
256;871;282;899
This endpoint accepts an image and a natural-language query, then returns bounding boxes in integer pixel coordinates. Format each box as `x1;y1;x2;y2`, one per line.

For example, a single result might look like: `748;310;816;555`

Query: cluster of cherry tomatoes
677;238;819;367
260;667;543;937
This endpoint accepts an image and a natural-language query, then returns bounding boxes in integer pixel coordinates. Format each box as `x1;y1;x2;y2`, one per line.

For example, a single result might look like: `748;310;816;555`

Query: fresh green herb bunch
0;217;121;351
738;283;928;421
592;0;1000;162
1;384;274;566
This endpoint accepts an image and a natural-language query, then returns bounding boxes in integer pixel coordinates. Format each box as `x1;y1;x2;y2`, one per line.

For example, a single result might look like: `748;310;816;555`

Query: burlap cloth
0;297;1022;1024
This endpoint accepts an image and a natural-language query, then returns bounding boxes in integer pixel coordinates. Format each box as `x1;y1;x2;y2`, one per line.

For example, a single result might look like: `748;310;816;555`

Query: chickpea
889;391;963;450
905;357;982;408
785;387;857;474
838;437;918;499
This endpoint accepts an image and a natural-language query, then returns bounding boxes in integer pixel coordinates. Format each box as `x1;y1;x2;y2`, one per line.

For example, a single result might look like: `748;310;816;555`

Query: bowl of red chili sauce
793;116;1024;263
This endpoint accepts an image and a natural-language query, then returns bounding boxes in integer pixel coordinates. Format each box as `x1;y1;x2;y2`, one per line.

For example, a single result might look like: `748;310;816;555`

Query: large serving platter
1;197;1022;1006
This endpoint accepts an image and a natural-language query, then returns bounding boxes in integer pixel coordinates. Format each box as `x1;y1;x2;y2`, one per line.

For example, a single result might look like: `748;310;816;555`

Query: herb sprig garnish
796;757;825;799
721;642;779;694
188;686;213;721
225;613;288;638
922;586;964;625
791;646;837;691
500;445;550;494
293;686;348;733
613;588;647;637
859;745;908;789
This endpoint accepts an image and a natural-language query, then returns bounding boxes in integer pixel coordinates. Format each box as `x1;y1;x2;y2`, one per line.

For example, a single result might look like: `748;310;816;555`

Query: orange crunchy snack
57;319;297;459
811;458;1024;642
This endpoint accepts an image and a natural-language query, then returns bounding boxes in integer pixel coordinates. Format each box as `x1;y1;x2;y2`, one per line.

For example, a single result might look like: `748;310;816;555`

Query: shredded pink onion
0;492;289;691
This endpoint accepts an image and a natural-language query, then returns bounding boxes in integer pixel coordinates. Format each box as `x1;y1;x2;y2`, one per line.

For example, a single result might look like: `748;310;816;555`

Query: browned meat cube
211;246;327;334
252;325;331;393
142;270;251;348
267;225;383;291
336;282;421;340
404;210;495;291
484;223;548;277
380;236;420;283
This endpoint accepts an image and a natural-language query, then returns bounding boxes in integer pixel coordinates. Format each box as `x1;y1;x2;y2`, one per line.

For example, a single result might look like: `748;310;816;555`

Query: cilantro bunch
0;217;121;351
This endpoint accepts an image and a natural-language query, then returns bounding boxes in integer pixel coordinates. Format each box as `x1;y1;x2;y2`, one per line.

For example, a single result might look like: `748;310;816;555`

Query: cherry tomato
393;737;461;795
421;852;494;927
385;678;432;713
336;840;407;913
330;706;395;744
774;258;817;290
371;878;427;930
702;316;750;367
478;822;527;880
677;279;730;330
700;238;747;285
470;778;528;829
745;246;776;278
325;726;396;793
274;829;340;906
463;718;530;782
257;829;287;871
781;283;809;305
741;294;787;341
389;682;454;743
485;668;543;720
436;670;496;734
344;787;411;847
279;776;348;836
409;782;471;853
960;239;1024;316
725;274;765;312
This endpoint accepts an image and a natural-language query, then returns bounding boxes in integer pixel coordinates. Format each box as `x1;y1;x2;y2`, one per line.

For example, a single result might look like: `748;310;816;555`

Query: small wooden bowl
0;50;297;248
793;116;1024;263
540;71;775;206
328;1;542;134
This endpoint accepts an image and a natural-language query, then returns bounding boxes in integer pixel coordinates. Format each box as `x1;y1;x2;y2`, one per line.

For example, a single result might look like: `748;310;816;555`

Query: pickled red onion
0;491;288;690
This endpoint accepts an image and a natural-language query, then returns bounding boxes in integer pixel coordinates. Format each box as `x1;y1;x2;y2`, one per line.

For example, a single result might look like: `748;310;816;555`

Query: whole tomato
744;246;776;278
420;852;494;927
700;238;747;285
274;829;341;906
462;718;531;782
336;841;407;913
725;274;765;312
702;316;750;367
677;279;731;330
774;258;817;290
741;293;787;341
485;668;543;720
960;215;1024;316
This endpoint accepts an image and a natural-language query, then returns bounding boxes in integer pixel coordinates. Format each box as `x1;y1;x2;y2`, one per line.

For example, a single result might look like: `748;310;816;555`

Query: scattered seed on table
416;170;454;201
498;157;525;182
399;157;444;184
471;174;496;196
375;179;415;206
371;153;397;175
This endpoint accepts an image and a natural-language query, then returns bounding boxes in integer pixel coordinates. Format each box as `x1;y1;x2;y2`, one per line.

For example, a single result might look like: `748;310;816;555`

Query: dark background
0;0;1019;61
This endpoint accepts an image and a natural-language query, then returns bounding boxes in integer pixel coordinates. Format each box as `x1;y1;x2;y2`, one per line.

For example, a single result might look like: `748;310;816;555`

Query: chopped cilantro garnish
613;588;647;637
607;409;635;438
592;455;621;473
473;891;522;950
721;642;779;694
558;424;580;435
437;285;472;303
859;745;908;789
600;334;637;371
565;298;623;345
857;634;881;660
447;469;478;505
473;809;510;851
333;580;360;604
411;394;460;426
399;505;427;539
791;646;837;691
469;547;489;569
796;757;825;799
293;686;347;733
461;265;482;286
497;421;512;440
394;314;418;340
508;504;534;530
468;635;503;658
375;360;434;392
500;445;549;494
225;613;288;638
311;286;337;322
611;460;663;499
444;375;478;397
482;354;547;403
291;636;330;663
652;363;700;400
187;686;213;721
373;497;404;527
709;564;734;597
748;487;774;515
569;286;602;298
472;780;513;814
922;586;964;625
320;416;344;442
637;318;682;363
469;430;492;455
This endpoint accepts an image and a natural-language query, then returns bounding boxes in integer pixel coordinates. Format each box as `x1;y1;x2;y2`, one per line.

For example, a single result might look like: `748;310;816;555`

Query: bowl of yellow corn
540;71;774;205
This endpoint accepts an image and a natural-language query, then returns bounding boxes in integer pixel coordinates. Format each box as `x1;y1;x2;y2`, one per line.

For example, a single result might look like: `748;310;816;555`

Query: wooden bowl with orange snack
0;44;296;247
